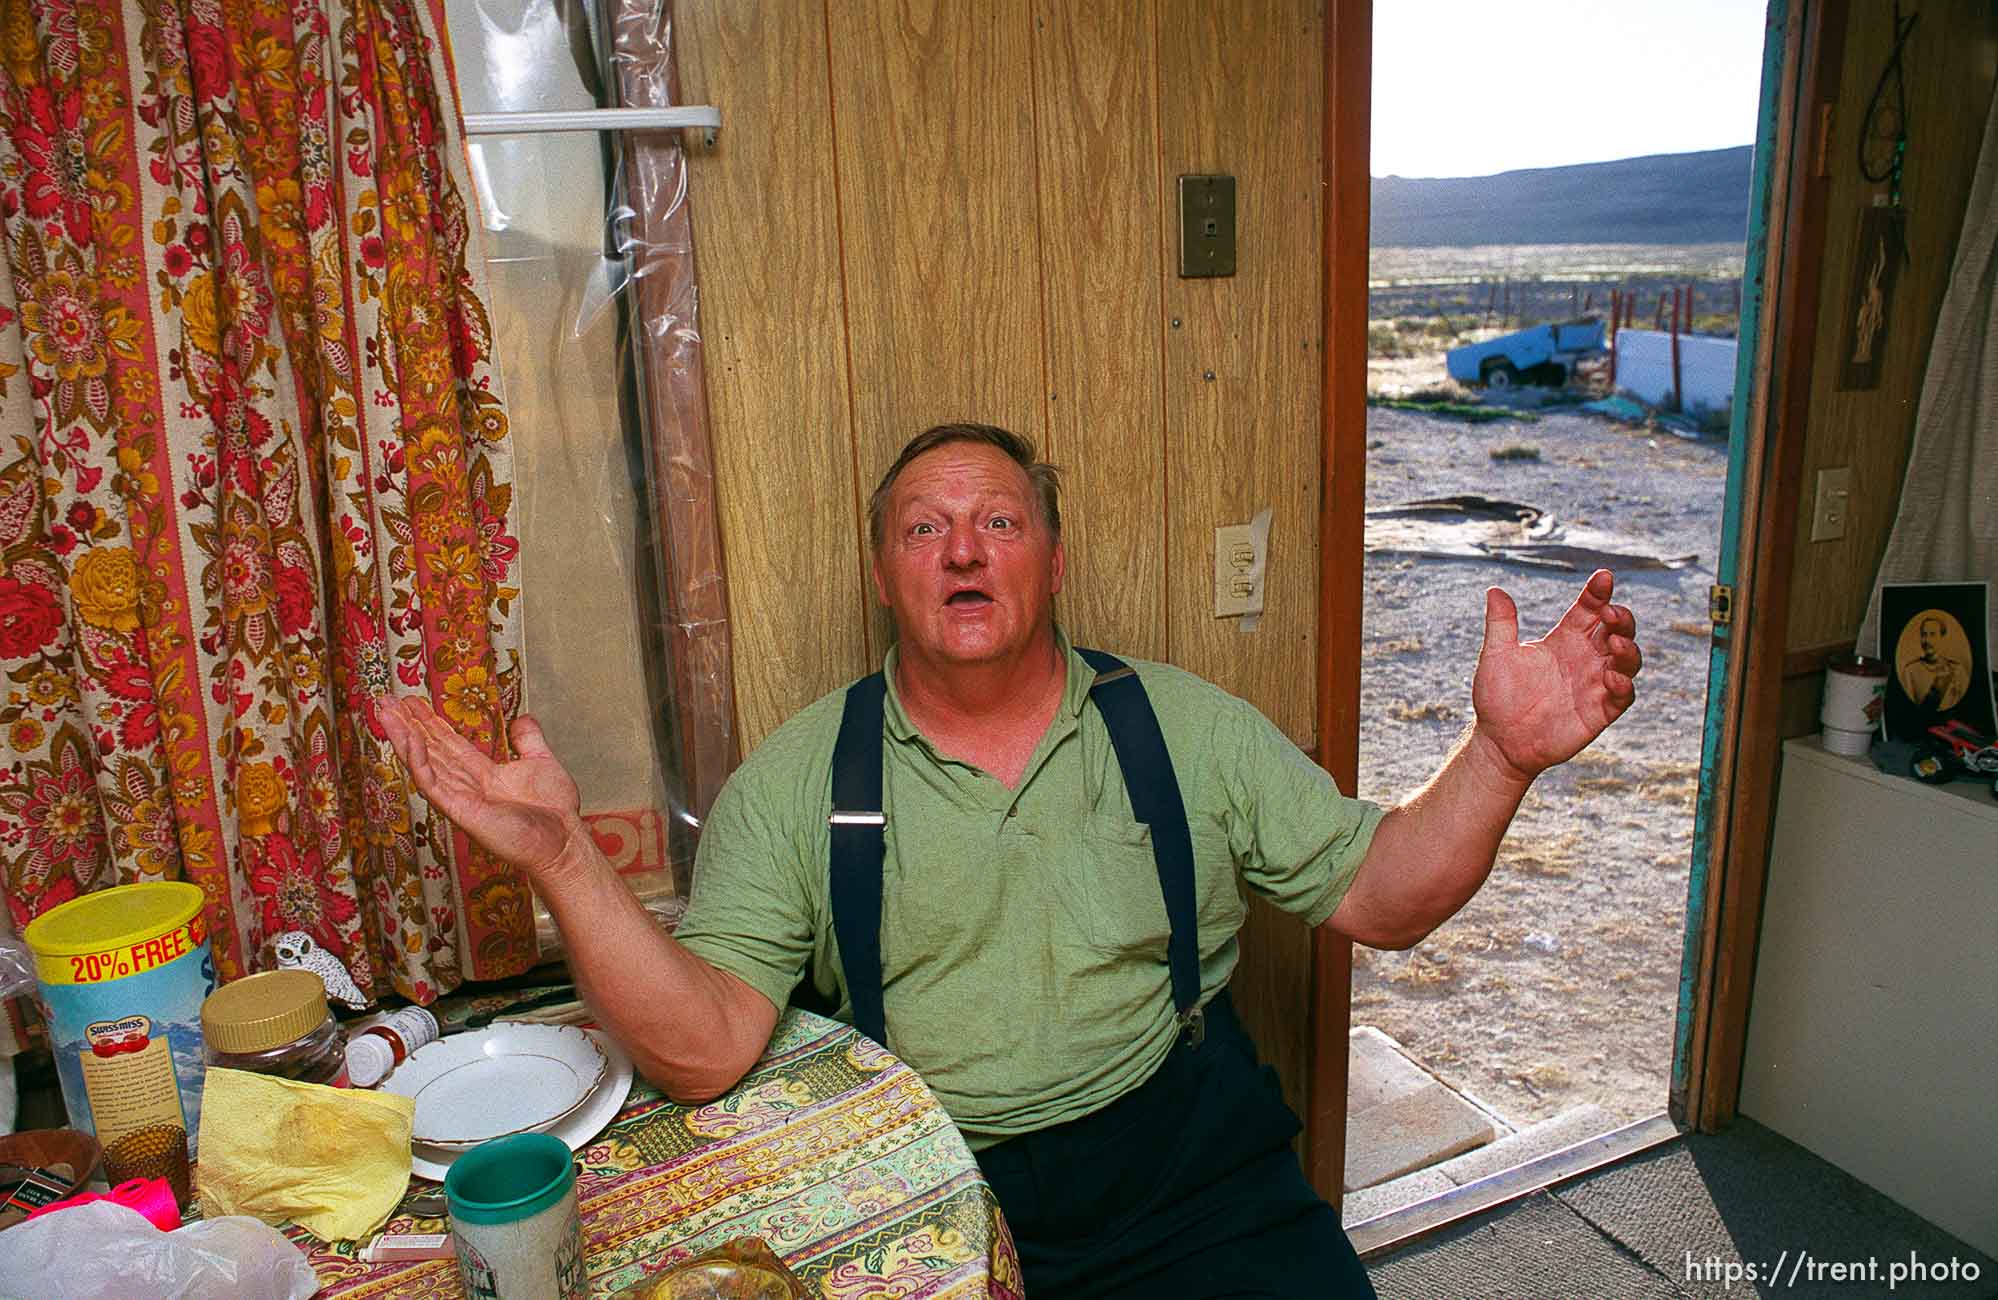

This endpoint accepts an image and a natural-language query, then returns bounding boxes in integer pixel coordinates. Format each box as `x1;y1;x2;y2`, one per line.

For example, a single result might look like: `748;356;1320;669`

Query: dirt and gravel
1351;354;1729;1131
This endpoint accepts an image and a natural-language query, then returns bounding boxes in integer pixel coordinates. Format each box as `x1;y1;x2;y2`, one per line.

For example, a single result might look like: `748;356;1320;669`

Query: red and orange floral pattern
0;0;530;1002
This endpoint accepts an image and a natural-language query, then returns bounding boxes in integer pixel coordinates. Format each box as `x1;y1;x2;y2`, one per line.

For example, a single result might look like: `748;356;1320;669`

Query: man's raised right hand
378;697;590;884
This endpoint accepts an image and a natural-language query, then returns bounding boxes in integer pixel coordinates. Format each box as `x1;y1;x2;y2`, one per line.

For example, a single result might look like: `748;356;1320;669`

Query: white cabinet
1740;738;1998;1256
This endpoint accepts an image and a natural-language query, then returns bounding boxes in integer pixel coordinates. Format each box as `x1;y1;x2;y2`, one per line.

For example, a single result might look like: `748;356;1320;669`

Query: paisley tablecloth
294;1009;1022;1297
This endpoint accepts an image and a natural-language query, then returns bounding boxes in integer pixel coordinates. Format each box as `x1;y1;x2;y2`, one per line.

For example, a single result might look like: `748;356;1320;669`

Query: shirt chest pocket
1067;813;1172;961
1063;812;1248;963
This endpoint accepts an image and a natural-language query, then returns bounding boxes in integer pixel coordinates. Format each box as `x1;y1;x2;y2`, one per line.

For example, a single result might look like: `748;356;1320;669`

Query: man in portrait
1899;614;1968;712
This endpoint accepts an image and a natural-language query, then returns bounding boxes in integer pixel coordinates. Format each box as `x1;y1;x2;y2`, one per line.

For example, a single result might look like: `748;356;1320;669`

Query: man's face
871;441;1064;671
1920;621;1940;660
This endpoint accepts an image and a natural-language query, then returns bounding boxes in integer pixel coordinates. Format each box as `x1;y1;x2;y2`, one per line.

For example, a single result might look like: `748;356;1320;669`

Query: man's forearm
533;832;775;1102
1327;722;1534;949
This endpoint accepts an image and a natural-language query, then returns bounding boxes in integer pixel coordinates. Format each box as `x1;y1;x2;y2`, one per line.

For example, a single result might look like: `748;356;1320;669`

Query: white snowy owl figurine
270;930;369;1009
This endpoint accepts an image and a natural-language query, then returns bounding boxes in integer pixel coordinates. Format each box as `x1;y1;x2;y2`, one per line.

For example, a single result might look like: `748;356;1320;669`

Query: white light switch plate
1811;466;1851;543
1214;523;1264;617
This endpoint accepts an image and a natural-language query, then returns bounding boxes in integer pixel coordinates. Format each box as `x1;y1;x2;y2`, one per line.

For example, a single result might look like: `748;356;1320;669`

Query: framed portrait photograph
1879;581;1996;743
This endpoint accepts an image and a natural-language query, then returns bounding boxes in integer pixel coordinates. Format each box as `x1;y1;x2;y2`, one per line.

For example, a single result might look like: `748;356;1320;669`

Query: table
294;1009;1022;1297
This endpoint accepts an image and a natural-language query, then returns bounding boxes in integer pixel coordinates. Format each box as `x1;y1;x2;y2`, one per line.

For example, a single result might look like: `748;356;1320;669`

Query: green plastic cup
444;1133;586;1298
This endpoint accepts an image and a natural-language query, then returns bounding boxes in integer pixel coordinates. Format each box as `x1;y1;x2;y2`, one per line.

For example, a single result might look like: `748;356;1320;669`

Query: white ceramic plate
407;1028;634;1182
385;1021;609;1149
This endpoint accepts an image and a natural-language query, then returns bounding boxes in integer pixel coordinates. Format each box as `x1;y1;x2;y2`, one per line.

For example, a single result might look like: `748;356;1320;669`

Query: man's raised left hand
1470;568;1642;783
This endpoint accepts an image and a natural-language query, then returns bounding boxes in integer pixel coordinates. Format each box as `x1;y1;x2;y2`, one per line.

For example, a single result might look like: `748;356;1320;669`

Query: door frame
1313;0;1838;1213
1306;0;1373;1200
1675;0;1843;1134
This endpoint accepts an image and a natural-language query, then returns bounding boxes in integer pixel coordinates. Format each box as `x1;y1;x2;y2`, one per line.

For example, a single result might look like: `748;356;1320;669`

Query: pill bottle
201;969;349;1087
344;1006;440;1087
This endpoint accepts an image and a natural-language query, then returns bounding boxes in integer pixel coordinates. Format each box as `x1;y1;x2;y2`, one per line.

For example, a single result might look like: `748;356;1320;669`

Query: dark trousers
975;992;1377;1299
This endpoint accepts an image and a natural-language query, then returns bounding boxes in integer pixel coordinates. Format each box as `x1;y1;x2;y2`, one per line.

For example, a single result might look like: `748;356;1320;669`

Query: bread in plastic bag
0;1199;319;1299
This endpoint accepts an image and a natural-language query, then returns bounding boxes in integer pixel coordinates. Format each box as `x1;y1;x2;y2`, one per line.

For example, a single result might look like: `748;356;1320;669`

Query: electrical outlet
1214;523;1264;617
1810;466;1852;542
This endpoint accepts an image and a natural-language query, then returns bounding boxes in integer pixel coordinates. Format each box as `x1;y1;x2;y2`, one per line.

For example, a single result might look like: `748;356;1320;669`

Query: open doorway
1341;0;1769;1222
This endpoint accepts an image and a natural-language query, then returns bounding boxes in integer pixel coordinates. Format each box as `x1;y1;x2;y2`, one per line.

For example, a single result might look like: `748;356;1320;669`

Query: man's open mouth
946;589;993;607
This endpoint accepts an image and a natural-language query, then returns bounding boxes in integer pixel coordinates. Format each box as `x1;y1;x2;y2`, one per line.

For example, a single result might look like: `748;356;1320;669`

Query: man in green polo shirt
381;423;1642;1298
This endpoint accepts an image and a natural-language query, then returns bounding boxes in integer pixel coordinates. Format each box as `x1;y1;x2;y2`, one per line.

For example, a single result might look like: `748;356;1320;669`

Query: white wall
1612;329;1738;414
1740;739;1998;1257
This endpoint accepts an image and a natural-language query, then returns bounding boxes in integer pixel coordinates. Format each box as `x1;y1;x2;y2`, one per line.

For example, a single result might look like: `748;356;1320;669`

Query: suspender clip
829;811;886;827
1178;1006;1205;1049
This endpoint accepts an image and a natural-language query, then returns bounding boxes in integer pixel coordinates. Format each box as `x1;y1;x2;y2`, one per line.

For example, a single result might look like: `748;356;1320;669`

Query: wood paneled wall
1783;2;1997;662
675;0;1327;1126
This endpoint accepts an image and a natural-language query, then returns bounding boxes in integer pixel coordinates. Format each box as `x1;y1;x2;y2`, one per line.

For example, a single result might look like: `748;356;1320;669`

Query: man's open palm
1472;568;1642;780
378;697;583;879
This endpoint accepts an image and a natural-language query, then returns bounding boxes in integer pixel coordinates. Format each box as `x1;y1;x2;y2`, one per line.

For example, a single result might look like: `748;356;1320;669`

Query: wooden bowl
0;1128;102;1226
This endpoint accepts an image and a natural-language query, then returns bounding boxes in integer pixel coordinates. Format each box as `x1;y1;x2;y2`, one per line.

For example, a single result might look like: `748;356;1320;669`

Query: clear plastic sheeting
442;0;737;914
604;0;740;863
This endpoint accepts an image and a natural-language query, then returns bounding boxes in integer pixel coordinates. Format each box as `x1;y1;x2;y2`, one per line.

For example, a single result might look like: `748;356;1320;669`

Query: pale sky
1371;1;1770;178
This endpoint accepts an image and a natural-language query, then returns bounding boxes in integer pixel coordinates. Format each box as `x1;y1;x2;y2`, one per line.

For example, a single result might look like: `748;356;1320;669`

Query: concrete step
1341;1103;1625;1227
1434;1103;1621;1186
1344;1026;1505;1192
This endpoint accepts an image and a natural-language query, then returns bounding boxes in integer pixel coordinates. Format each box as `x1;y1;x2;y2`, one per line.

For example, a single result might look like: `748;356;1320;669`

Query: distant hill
1371;147;1753;247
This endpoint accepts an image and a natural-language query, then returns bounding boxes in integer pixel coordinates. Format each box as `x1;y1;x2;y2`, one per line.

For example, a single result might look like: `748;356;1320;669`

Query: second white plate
385;1021;609;1148
408;1028;634;1182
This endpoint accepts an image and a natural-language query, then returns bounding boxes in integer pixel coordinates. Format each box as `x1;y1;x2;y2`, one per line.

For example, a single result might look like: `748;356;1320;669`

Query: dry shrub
1489;443;1542;463
1669;620;1710;638
1398;380;1478;404
1504;829;1584;877
1365;635;1426;658
1388;699;1459;723
1517;1063;1572;1092
1643;761;1702;809
1570;751;1701;810
1368;322;1405;357
1386;959;1458;990
1428;924;1524;960
1508;850;1574;878
1590;917;1650;946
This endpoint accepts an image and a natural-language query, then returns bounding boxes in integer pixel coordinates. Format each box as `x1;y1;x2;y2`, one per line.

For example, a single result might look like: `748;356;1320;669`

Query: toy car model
1908;718;1998;799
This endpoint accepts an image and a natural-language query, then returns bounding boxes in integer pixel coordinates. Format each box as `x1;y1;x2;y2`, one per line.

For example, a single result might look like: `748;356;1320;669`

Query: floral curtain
0;0;531;1005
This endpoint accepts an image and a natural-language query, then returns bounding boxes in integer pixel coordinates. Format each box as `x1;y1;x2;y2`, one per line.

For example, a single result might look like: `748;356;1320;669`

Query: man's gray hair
867;423;1061;549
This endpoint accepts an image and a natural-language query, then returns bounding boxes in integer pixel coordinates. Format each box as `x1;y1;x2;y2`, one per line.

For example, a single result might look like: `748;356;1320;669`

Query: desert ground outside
1350;243;1738;1133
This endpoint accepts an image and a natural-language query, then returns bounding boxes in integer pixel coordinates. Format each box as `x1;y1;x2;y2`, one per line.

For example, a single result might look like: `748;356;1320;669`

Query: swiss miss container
21;880;214;1206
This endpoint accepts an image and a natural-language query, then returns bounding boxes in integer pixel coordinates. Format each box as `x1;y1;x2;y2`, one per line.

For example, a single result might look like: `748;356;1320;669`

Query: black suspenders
825;672;890;1055
823;649;1204;1052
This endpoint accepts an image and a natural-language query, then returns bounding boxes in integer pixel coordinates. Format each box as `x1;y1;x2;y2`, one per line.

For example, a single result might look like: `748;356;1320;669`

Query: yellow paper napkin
197;1066;417;1241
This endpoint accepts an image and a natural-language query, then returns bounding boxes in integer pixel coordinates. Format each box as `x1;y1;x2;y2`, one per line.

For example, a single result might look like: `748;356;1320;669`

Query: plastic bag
0;1200;320;1300
0;930;33;1002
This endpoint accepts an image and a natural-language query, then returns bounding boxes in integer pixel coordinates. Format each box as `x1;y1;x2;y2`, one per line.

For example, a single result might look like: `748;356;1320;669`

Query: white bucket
1820;656;1887;755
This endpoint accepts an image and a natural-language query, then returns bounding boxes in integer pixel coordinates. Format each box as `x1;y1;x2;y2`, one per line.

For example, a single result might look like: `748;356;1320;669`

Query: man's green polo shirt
675;631;1384;1147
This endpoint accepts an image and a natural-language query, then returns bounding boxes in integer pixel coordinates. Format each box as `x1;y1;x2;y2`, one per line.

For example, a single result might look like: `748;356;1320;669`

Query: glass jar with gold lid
200;969;350;1086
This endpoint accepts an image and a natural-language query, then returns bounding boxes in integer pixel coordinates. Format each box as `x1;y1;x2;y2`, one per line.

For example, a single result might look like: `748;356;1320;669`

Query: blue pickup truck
1446;321;1608;389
